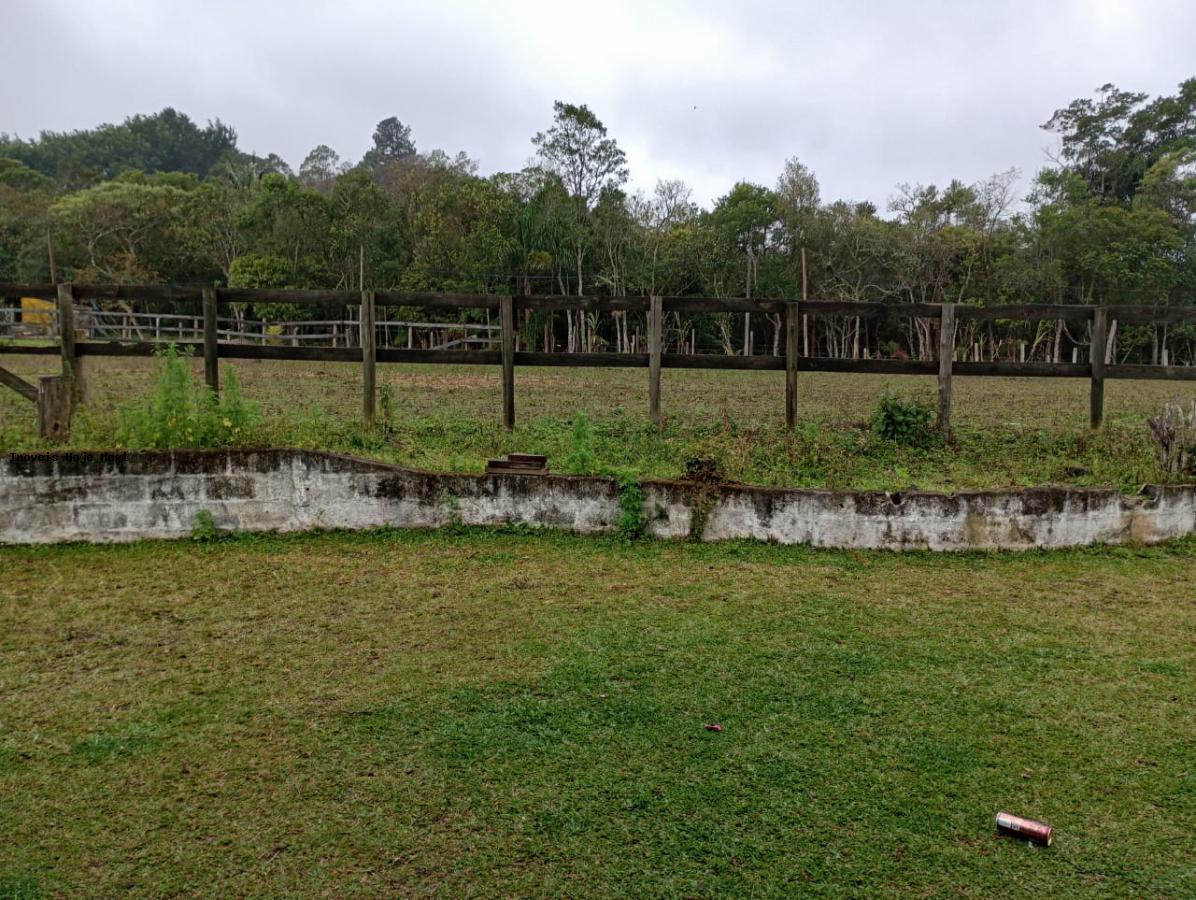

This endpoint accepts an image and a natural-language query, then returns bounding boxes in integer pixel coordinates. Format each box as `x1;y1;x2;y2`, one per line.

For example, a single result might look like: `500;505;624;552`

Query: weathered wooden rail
24;308;500;348
2;282;1196;439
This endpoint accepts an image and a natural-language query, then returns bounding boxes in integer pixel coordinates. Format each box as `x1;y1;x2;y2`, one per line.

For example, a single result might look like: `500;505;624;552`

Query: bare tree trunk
716;314;735;356
919;318;935;360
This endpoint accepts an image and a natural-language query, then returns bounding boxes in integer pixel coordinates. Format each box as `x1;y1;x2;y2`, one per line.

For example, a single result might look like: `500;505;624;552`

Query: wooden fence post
56;283;80;403
785;299;799;429
649;295;662;427
937;303;955;437
1090;306;1107;430
361;289;376;430
37;375;73;442
500;294;515;430
202;287;219;395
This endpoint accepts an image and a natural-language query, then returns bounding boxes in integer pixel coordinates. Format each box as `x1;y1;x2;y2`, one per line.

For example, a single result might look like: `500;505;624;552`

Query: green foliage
0;157;52;192
614;470;647;540
0;107;237;185
227;253;291;289
191;509;219;542
50;179;189;282
216;367;256;437
563;412;598;474
114;345;259;449
871;392;938;448
1043;79;1196;205
227;253;310;321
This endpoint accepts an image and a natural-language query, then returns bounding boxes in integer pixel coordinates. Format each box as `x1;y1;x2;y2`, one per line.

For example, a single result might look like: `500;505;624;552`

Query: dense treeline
1;81;1194;362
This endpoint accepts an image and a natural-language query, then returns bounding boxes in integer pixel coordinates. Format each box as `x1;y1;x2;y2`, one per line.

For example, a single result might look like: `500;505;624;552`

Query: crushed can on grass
995;811;1053;846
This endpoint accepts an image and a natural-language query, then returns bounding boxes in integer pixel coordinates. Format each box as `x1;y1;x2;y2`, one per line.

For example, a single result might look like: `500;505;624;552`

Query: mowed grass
4;353;1196;492
1;529;1194;896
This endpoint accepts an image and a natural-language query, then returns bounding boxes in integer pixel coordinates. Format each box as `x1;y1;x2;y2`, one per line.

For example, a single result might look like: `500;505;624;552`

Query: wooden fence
2;282;1196;440
11;308;500;350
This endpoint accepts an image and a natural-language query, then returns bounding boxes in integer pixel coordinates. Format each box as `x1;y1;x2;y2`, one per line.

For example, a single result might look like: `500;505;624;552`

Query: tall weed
115;345;260;448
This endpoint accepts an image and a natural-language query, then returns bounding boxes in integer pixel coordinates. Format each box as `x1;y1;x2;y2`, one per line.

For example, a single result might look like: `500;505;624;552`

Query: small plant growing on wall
190;509;219;542
615;470;647;540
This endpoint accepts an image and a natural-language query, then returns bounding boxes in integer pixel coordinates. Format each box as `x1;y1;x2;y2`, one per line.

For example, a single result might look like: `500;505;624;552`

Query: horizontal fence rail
5;308;501;350
2;282;1195;438
5;281;1196;322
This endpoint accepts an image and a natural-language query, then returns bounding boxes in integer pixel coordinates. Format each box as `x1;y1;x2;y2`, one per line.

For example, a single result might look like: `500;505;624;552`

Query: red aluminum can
995;811;1053;846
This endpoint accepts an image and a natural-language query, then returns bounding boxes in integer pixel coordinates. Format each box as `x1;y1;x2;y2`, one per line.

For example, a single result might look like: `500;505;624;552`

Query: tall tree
532;101;628;297
363;117;417;171
50;175;190;282
1043;79;1196;205
299;144;343;189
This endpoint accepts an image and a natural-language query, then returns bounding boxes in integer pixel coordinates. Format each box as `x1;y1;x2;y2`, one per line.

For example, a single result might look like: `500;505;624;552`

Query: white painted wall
2;450;1193;551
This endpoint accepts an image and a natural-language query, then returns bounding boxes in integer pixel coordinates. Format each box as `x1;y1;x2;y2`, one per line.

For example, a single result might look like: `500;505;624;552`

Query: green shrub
115;345;260;449
871;392;937;447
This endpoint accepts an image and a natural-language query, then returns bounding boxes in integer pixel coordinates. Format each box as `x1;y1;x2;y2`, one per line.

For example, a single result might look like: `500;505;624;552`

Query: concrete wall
2;449;1194;551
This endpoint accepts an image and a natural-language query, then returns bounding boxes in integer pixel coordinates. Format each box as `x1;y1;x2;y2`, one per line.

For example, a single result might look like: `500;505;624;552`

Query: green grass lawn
2;529;1193;896
3;353;1196;492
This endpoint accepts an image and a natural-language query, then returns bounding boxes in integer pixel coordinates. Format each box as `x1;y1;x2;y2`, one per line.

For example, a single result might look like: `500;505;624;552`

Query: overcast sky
2;0;1193;210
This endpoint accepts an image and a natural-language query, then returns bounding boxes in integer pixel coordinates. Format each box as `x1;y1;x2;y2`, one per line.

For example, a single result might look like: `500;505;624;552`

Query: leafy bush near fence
871;392;938;448
114;345;259;449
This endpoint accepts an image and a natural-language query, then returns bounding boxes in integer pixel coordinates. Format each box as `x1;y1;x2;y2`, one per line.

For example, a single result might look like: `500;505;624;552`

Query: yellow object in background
20;297;54;330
